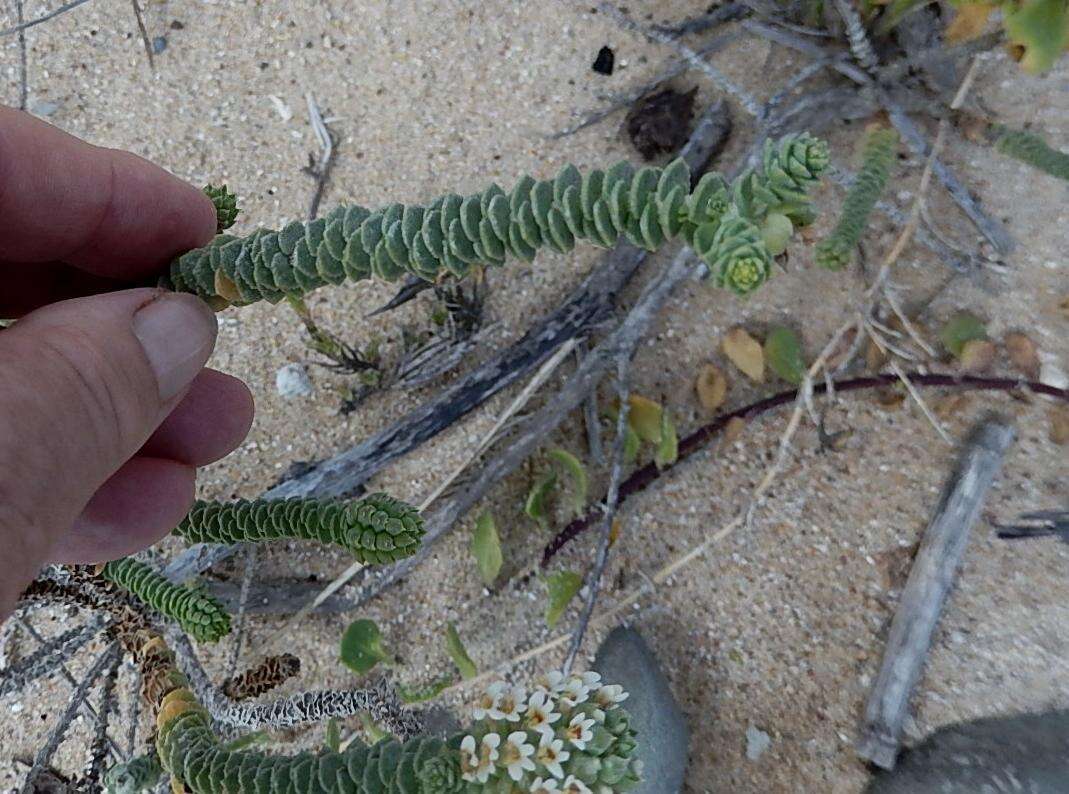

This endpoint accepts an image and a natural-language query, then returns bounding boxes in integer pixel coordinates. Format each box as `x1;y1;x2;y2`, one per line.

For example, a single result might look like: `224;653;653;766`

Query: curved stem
542;373;1068;566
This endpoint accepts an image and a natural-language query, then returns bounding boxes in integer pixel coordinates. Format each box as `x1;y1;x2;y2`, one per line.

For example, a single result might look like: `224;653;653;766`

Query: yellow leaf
721;416;747;447
959;339;996;373
626;394;664;444
1004;332;1040;379
695;364;728;411
608;518;622;547
722;327;764;383
1050;405;1069;446
946;3;994;43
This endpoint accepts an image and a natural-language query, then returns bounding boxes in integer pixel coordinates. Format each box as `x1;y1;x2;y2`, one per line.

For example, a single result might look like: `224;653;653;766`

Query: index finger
0;105;217;279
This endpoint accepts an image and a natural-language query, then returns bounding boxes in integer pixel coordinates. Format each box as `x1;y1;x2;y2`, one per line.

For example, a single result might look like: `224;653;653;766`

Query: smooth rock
419;705;462;739
592;626;689;794
29;100;60;117
275;363;313;398
865;709;1069;793
745;725;771;761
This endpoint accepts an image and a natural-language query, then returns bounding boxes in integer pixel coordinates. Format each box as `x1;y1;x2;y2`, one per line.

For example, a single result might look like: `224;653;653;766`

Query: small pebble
29;100;60;117
592;45;615;75
746;725;772;761
152;36;168;54
276;363;313;398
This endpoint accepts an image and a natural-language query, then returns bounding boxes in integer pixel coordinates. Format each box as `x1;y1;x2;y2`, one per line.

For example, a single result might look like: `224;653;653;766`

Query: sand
1;2;1067;792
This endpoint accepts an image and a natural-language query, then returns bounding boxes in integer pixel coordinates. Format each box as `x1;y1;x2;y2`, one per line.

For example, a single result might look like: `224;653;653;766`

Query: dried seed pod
222;654;301;701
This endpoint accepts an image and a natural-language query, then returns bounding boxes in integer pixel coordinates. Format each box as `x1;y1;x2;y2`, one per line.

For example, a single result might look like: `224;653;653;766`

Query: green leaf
627;395;664;444
654;409;678;469
764;326;806;385
1004;0;1069;74
359;712;391;744
339;619;391;675
445;622;478;679
545;570;583;628
623;424;641;464
325;719;341;753
470;512;503;586
760;212;793;256
548;448;589;517
397;675;454;704
874;0;932;35
525;471;557;526
222;731;268;752
940;312;988;358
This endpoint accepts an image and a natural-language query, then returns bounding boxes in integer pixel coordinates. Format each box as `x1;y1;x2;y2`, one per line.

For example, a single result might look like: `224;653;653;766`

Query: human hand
0;106;254;619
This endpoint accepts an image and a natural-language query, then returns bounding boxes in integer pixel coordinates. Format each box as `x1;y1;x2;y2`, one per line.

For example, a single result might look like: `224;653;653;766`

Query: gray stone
29;100;60;117
275;363;313;398
745;725;771;761
419;705;462;739
865;709;1069;793
592;626;689;794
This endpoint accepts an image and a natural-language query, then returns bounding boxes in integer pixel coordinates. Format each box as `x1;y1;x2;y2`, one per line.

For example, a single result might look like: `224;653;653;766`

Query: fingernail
133;293;217;401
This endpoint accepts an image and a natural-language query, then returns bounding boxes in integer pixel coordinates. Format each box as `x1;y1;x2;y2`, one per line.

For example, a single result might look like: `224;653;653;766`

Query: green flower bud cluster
993;125;1069;182
173;493;425;565
815;127;897;271
167;133;829;304
204;185;240;233
100;558;231;643
454;671;640;793
104;752;164;794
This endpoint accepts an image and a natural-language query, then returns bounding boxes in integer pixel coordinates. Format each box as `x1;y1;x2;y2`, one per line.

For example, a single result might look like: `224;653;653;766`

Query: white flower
560;676;590;708
473;681;506;721
461;733;501;782
592;683;629;709
535;731;570;779
460;735;480;781
530;778;560;794
562;775;593;794
501;731;537;781
578;670;601;688
533;670;566;693
525;690;562;732
490;684;527;722
475;733;501;782
563;712;595;749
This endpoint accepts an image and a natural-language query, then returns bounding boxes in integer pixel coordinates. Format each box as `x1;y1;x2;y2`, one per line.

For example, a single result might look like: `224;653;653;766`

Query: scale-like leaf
325;719;341;753
548;448;589;517
764;326;806;385
445;623;477;679
655;409;679;469
397;676;454;704
1004;0;1069;74
525;471;557;527
339;619;391;675
545;570;583;628
470;512;503;586
627;395;664;444
940;312;987;358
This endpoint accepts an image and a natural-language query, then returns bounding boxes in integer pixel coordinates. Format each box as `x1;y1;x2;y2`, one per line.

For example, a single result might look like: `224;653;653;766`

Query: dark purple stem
541;373;1068;567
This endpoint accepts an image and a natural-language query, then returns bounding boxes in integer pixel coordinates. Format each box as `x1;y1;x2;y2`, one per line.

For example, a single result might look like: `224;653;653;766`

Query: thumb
0;288;217;576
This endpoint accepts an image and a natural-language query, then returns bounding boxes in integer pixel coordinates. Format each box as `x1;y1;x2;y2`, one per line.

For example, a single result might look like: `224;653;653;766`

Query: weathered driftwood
205;580;355;615
857;417;1016;770
163;100;732;584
